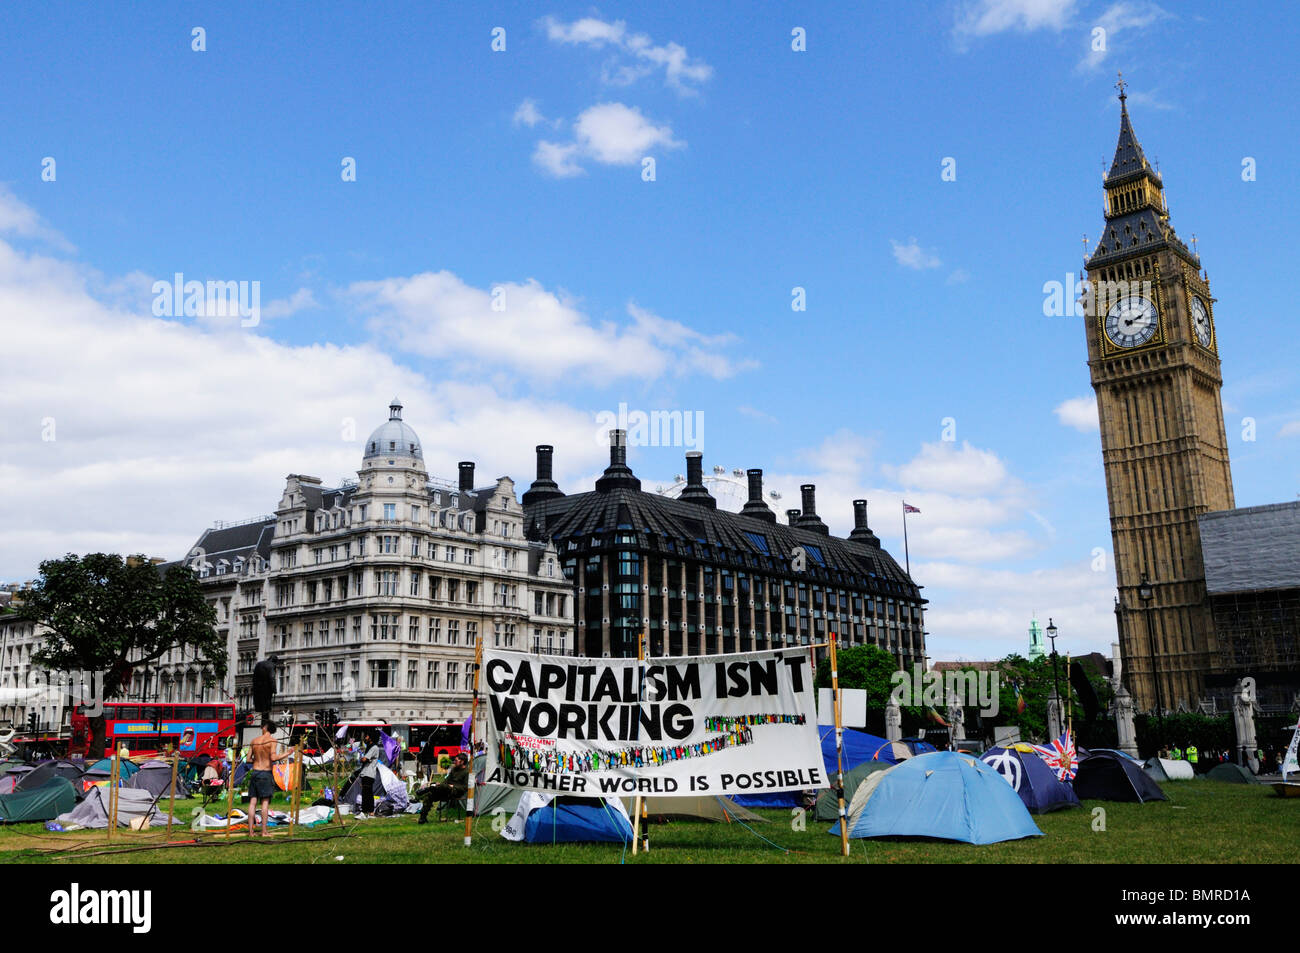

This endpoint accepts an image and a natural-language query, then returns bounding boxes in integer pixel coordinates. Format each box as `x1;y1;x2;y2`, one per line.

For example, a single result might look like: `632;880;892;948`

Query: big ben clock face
1191;296;1212;347
1105;295;1159;348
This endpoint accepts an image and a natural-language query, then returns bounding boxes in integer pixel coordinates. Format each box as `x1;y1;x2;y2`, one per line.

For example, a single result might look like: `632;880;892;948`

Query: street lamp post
1138;574;1162;737
1046;618;1062;729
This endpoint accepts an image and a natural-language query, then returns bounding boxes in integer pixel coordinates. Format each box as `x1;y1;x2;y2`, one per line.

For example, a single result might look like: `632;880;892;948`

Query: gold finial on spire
1191;233;1198;255
1115;71;1128;104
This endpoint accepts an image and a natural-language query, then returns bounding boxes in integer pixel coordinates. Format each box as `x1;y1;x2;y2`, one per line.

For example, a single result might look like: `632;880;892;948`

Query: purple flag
461;716;472;748
380;731;399;766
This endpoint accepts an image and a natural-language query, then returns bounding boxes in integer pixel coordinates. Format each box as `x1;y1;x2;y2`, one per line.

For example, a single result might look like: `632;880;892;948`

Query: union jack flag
903;503;921;514
1032;730;1079;782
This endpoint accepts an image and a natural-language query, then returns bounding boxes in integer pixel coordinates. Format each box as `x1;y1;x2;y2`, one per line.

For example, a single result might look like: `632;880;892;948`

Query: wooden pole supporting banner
632;630;647;856
829;633;850;858
463;635;484;847
224;751;237;840
333;743;343;827
107;751;119;843
288;742;303;836
166;749;179;840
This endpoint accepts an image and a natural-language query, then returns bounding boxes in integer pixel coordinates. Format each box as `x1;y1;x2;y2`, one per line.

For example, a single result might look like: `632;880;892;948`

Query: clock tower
1083;76;1235;712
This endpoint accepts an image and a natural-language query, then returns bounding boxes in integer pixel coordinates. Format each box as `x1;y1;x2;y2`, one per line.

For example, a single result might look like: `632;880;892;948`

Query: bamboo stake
333;742;342;827
463;636;484;847
166;748;178;841
223;749;237;840
107;750;119;843
632;630;646;856
829;633;850;858
288;742;302;836
1067;653;1073;737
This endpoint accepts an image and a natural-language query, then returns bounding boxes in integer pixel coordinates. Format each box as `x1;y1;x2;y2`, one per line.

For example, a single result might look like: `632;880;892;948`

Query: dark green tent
0;778;77;824
815;762;893;821
1206;762;1257;784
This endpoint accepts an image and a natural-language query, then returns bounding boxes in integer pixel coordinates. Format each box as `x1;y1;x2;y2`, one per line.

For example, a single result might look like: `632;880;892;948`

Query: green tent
0;778;77;824
815;761;894;822
1206;762;1257;784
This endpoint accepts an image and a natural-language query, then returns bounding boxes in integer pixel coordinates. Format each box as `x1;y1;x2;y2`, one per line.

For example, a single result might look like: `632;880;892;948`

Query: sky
1;1;1297;663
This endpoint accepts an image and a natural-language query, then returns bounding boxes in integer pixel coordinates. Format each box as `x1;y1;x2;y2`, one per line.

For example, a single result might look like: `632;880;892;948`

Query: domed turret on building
363;398;424;465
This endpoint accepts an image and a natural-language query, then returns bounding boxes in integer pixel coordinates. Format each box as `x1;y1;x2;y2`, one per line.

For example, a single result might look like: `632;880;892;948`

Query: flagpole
902;502;911;577
463;635;484;847
1067;654;1073;737
829;632;850;858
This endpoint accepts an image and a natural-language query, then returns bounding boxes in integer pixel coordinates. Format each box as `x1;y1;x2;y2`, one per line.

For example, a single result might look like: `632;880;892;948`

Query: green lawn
2;780;1296;864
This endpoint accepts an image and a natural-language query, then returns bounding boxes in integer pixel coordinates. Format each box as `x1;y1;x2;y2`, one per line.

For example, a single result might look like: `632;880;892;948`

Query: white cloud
0;256;608;580
0;185;74;252
955;0;1078;40
890;238;941;270
262;287;319;320
575;103;682;164
541;16;713;94
1055;395;1100;432
1079;2;1169;71
349;270;752;386
533;140;585;177
531;103;684;177
947;268;971;284
1279;420;1300;438
513;98;546;128
888;440;1011;495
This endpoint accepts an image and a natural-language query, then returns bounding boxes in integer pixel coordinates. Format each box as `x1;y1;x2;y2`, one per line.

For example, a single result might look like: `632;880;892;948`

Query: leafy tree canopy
16;553;223;701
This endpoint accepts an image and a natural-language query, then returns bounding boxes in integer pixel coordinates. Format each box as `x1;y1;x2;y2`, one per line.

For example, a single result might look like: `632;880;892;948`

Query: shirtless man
248;719;292;837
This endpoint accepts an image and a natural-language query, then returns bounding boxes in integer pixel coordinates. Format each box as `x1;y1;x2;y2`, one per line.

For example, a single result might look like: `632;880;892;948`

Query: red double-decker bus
70;702;237;759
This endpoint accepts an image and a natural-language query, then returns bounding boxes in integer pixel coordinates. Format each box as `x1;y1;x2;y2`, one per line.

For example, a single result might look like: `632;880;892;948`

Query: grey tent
621;795;767;824
1207;762;1258;784
15;759;86;794
473;782;523;818
815;762;894;822
1143;757;1194;782
57;786;175;829
126;760;190;799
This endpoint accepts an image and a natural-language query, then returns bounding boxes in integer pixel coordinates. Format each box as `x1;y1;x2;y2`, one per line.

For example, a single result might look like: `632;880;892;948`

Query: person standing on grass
249;719;292;838
358;733;383;817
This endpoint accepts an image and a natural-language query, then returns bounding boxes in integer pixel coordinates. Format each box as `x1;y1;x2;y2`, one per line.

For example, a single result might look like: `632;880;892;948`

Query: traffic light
27;711;38;734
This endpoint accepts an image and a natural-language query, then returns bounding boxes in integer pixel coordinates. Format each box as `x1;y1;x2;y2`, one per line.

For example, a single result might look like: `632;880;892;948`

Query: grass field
2;779;1297;864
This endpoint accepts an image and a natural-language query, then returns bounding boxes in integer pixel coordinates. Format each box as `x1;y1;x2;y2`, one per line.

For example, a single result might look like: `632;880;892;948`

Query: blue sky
1;1;1297;661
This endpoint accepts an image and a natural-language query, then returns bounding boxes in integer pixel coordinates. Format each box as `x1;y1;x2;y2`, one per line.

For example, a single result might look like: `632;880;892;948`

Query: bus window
196;706;217;720
174;706;196;720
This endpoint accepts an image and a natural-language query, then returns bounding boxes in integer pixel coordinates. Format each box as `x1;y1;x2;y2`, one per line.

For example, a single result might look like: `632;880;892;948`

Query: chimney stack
848;498;880;545
458;461;475;493
594;429;641;492
786;509;801;526
794;484;830;535
679;451;717;508
740;468;776;522
522;444;565;508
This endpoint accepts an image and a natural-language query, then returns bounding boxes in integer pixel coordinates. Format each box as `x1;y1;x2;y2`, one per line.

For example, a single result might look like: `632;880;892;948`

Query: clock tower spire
1083;78;1235;712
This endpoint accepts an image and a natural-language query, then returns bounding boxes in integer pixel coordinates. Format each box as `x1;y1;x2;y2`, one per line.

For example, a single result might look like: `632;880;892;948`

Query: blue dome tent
830;751;1042;845
980;745;1081;814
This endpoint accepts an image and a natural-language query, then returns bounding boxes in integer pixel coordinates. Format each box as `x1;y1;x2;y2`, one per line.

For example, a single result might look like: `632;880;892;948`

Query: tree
814;645;927;733
16;553;222;756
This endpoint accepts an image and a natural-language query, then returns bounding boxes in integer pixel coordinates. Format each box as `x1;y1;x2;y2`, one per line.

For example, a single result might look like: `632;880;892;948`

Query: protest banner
482;646;824;797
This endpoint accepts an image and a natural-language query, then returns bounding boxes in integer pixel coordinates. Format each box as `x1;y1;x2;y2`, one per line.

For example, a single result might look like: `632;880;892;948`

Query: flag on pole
1014;683;1026;714
380;730;399;766
335;723;349;741
903;502;921;514
1032;730;1079;782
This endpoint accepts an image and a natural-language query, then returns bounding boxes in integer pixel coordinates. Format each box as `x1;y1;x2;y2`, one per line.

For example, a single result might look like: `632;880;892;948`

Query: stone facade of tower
1083;86;1234;712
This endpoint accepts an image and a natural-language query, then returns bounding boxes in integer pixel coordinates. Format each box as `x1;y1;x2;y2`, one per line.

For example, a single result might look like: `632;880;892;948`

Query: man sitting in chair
416;752;469;824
